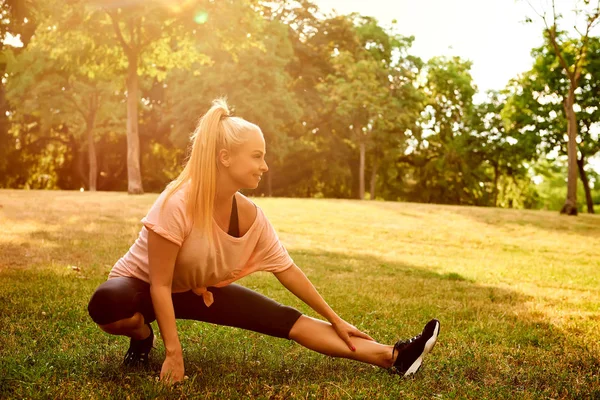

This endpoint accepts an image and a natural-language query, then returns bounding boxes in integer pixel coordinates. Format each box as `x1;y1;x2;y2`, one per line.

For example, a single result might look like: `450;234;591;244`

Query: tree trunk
266;169;272;197
87;95;98;192
369;158;380;200
493;162;499;207
87;127;97;191
577;155;594;214
560;89;578;215
126;53;144;194
359;140;365;200
77;148;87;187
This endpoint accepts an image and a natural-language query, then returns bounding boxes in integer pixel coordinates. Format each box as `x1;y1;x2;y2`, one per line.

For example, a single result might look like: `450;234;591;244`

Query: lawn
1;189;599;399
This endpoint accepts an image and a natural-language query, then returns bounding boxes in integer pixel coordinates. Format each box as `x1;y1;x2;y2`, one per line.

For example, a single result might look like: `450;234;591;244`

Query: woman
87;99;440;383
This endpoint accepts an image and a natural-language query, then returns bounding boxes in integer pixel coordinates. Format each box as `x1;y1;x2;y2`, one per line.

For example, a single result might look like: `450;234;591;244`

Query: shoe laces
123;345;150;366
392;332;421;362
123;328;154;366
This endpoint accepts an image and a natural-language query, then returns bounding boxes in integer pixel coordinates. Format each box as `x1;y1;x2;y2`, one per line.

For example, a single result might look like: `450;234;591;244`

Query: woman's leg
88;277;155;340
173;285;396;369
288;315;395;369
99;312;151;340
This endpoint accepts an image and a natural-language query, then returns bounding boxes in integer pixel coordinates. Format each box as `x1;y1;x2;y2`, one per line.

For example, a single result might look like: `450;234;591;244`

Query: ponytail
162;98;261;250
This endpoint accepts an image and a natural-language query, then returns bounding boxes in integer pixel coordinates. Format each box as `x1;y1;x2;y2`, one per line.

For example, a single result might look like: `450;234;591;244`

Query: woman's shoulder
146;182;189;222
158;182;189;206
235;191;258;212
235;192;263;231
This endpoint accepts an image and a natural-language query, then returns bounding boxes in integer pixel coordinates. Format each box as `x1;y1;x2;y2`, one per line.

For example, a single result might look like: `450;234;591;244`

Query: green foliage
0;0;597;210
533;158;600;212
399;56;491;205
503;34;600;212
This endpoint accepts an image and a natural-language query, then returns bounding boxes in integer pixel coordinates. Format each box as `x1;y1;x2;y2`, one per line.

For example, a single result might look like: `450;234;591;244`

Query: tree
505;36;600;213
160;0;300;196
3;3;126;191
525;0;600;215
316;15;419;200
400;56;488;205
0;0;37;187
86;0;205;194
477;90;540;207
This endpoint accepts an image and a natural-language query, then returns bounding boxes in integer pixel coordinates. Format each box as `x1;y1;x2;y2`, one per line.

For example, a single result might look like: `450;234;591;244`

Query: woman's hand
331;319;374;351
160;353;185;384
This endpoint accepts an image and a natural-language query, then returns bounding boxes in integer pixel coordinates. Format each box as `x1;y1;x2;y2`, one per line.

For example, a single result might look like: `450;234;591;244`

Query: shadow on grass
1;242;599;398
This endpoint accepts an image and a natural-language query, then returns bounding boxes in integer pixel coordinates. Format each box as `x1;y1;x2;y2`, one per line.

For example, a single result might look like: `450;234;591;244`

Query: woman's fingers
352;329;375;341
160;357;185;384
343;335;355;351
334;326;356;351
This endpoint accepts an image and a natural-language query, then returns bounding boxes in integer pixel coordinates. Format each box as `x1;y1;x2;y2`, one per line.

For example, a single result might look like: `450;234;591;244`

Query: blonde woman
87;99;440;382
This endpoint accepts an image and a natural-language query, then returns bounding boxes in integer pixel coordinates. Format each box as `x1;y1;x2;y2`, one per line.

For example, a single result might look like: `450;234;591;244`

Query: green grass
1;189;599;399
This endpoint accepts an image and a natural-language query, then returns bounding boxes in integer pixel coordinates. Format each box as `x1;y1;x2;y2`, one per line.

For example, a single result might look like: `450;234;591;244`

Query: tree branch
573;1;600;83
547;0;575;82
105;9;132;57
71;97;87;120
139;18;159;51
548;28;574;81
136;17;142;48
64;87;87;120
527;0;574;81
525;0;547;25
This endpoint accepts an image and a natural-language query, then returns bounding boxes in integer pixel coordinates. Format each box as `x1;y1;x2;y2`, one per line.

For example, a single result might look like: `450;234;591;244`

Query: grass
1;189;599;399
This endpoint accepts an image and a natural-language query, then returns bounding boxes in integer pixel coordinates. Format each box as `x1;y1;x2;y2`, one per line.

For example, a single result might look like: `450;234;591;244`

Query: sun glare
194;11;209;24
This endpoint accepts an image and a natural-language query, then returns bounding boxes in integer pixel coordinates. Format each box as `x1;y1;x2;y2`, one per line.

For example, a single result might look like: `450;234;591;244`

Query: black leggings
88;277;303;339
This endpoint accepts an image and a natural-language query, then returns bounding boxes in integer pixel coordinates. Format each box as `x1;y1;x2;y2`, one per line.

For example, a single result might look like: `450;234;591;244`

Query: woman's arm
274;263;374;350
275;264;373;351
274;263;341;323
147;229;184;382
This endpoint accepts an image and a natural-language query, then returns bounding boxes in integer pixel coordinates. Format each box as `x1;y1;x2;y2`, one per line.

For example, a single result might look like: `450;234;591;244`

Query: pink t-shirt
108;185;294;307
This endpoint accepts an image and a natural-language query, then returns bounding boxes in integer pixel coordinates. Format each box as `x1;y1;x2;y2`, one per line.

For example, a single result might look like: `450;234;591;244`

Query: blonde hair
163;98;261;249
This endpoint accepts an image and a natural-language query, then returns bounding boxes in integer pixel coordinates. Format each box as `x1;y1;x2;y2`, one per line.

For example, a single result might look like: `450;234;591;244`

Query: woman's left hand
331;318;374;351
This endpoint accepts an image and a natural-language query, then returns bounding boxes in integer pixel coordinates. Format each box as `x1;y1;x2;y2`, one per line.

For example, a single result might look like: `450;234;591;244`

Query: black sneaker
390;319;440;376
123;324;155;367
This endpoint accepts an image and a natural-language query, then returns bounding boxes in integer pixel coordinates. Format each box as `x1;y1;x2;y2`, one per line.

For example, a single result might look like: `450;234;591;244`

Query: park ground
0;189;599;399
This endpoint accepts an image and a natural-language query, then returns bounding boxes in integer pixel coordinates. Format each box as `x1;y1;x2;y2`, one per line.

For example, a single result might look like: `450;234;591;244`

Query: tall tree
317;15;419;200
161;0;298;196
87;0;204;194
525;0;600;215
504;36;600;213
400;56;485;205
0;0;37;187
476;90;540;207
4;49;124;191
4;1;128;191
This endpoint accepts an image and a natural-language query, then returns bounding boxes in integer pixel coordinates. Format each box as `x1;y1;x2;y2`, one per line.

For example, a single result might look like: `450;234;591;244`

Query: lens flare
194;11;208;24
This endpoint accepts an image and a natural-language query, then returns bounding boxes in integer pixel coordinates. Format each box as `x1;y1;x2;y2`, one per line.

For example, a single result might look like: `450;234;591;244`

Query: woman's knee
99;312;144;335
288;314;308;340
88;283;116;325
87;277;146;325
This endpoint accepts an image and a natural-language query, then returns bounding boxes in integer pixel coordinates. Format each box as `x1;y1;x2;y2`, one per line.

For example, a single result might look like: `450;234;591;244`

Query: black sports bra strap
227;195;240;237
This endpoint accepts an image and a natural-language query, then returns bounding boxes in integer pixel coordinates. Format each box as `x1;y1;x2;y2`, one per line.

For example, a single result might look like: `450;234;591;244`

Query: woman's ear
218;148;231;168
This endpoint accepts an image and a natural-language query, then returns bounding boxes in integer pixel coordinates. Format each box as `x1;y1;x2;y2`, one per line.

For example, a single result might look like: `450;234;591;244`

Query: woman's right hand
160;353;185;383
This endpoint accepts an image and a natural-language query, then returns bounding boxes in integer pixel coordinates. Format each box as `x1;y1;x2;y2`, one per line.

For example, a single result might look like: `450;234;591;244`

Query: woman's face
223;128;269;189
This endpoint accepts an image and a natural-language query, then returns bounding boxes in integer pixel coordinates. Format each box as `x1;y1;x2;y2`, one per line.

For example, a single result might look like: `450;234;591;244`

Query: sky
314;0;589;94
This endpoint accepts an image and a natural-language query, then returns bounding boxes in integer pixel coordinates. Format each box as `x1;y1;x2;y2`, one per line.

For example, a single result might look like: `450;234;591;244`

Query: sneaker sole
404;320;440;376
